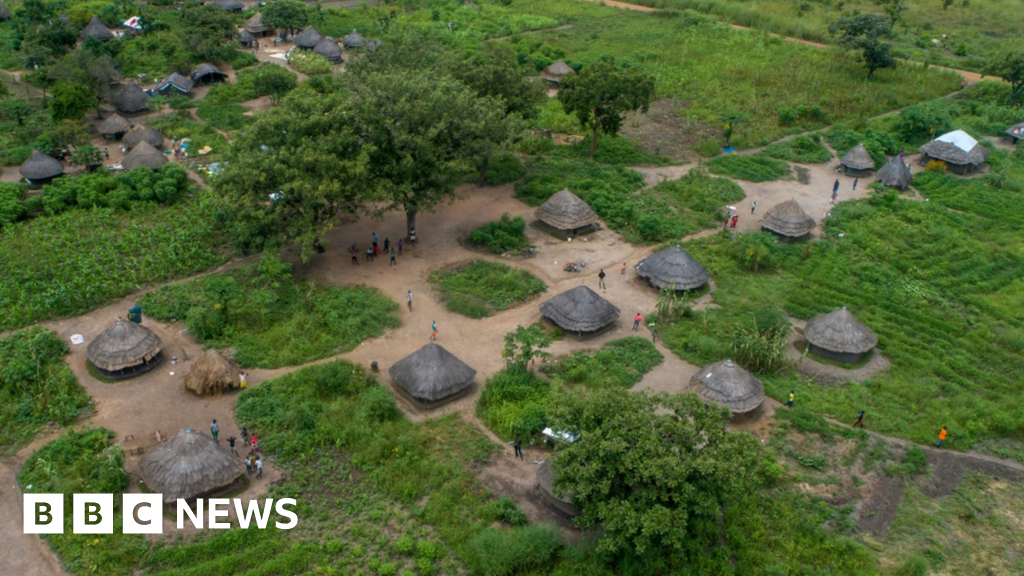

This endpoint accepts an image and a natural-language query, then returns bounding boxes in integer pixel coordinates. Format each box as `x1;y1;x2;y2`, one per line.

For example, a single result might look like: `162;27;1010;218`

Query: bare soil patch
620;98;717;162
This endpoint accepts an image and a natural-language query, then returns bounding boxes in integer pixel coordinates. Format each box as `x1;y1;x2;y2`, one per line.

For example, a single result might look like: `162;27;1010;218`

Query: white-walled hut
803;306;878;364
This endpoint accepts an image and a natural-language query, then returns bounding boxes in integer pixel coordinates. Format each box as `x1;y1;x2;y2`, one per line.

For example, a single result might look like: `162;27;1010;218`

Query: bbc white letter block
73;493;114;534
123;494;163;534
23;494;63;534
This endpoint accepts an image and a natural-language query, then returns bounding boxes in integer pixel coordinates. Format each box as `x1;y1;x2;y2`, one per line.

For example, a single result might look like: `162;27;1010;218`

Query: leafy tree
70;145;104;169
49;50;121;117
720;109;748;147
251;64;298;104
0;183;28;228
49;82;95;122
179;4;237;60
558;58;655;158
829;14;896;79
874;0;906;29
502;325;552;369
985;49;1024;106
262;0;308;35
349;70;508;234
549;388;761;557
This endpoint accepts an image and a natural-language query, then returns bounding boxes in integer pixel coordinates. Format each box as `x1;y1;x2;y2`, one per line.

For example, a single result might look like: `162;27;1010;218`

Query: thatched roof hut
313;38;342;62
113;82;150;114
389;343;476;407
0;4;11;22
919;129;989;174
155;72;193;95
535;189;599;233
19;150;64;186
183;349;236;396
1006;122;1024;143
239;29;255;46
98;113;131;139
540;284;620;334
689;359;764;416
243;12;273;36
537;459;580;518
540;60;575;84
139;428;245;505
367;38;384;52
122;141;168;170
840;144;874;177
803;306;877;363
635;246;710;291
761;199;815;239
294;26;324;49
875;155;913;190
87;318;162;379
192;63;227;84
342;29;366;49
81;16;114;41
214;0;243;12
122;124;164;151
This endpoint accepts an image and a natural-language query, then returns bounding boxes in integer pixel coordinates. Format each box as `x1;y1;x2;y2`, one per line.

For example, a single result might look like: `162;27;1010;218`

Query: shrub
478;367;551;439
695;138;723;158
196;104;250;131
487;495;529;526
925;159;948;172
394;535;414;555
542;337;663;389
478;152;526;186
288;50;334;75
515;156;644;206
0;182;27;228
40;164;193;216
429;260;546;318
763;135;832;164
360;386;401;423
464;524;563;576
469;213;530;254
707;154;791;182
731;308;792;374
732;231;784;272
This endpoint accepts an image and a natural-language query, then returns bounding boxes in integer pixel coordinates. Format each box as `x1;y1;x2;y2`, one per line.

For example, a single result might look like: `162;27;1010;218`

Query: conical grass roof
342;29;366;48
804;306;877;355
761;199;815;238
541;60;575;82
689;359;764;415
122;141;168;170
635;245;710;291
0;4;11;21
875;155;912;190
19;149;64;180
313;38;342;62
840;143;874;170
214;0;243;11
81;15;114;41
98;113;131;136
140;428;245;504
239;29;255;44
87;318;161;372
919;129;989;166
122;124;164;150
294;26;324;49
113;82;150;114
367;38;384;52
183;349;235;396
389;343;476;402
192;63;227;82
535;189;599;231
540;284;620;333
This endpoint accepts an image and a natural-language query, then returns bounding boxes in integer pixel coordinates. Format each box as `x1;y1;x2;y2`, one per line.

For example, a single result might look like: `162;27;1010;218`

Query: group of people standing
351;232;404;266
211;419;265;480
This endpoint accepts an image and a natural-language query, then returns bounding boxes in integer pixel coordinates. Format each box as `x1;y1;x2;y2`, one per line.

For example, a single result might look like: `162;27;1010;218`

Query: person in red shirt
731;215;739;229
633;313;643;331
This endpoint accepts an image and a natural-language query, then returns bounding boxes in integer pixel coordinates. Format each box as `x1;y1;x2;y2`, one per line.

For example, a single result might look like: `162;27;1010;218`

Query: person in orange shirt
633;313;643;331
937;426;948;448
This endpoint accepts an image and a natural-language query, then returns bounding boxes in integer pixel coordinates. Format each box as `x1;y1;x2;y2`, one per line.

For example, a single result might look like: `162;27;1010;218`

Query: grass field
429;260;547;319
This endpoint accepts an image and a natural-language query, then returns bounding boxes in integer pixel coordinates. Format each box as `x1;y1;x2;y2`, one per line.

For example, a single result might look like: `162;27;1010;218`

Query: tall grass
429;260;547;318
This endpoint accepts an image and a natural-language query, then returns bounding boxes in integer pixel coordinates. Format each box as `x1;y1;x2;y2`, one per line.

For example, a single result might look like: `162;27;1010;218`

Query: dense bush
553;135;672;165
464;525;563;576
196;104;251;131
707;154;791;182
515;156;644;206
469;213;530;254
429;260;546;319
0;327;90;450
477;152;526;186
826;125;902;168
40;164;193;215
763;135;832;164
731;308;792;374
478;366;551;439
140;256;400;368
287;51;334;75
542;337;663;389
0;182;28;228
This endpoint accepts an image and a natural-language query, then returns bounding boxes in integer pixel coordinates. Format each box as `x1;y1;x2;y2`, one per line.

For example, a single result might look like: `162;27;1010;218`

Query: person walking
210;419;219;442
786;391;795;408
833;179;840;193
242;426;250;446
598;269;607;290
650;323;658;344
730;215;738;229
633;312;643;331
390;248;397;266
853;410;865;429
245;453;254;475
372;232;378;250
350;246;359;265
620;263;626;275
256;456;264;479
513;436;523;460
384;238;390;254
407;291;413;312
853;178;859;191
937;426;948;448
398;238;404;256
227;436;238;456
239;372;248;390
431;320;437;342
751;201;757;214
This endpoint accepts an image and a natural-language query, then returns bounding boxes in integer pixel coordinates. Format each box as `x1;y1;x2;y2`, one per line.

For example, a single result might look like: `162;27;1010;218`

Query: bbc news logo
24;494;298;534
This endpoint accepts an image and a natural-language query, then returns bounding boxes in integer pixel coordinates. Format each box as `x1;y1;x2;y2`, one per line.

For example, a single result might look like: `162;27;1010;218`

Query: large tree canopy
985;48;1024;106
179;4;237;61
558;58;655;157
829;14;897;79
261;0;308;35
549;388;761;557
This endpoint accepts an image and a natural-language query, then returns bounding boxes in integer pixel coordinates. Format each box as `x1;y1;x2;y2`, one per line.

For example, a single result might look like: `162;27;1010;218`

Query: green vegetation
475;152;526;186
0;328;89;451
36;164;192;216
464;525;563;576
147;111;231;155
429;260;546;319
763;135;833;164
469;213;531;255
287;50;335;76
139;257;400;368
542;336;664;389
0;198;225;331
707;154;792;181
195;104;251;132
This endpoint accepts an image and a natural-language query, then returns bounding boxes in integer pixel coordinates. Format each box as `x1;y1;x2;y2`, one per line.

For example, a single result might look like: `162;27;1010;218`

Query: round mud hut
918;129;989;175
367;38;384;52
876;155;912;190
239;29;255;47
19;149;64;187
761;199;815;240
98;113;131;140
839;144;875;177
689;359;764;417
540;284;620;335
87;317;163;379
81;15;114;42
294;26;324;50
540;60;575;85
342;29;366;49
535;189;599;235
313;38;342;62
803;306;877;364
113;82;150;114
122;124;164;151
139;428;246;505
635;245;710;291
537;459;581;519
389;343;477;408
183;349;236;396
121;141;168;170
192;63;228;84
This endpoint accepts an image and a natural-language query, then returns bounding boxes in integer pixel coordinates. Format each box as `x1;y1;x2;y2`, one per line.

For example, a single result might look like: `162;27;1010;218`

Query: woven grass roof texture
541;60;575;81
87;318;161;371
540;284;620;332
761;199;815;237
98;113;131;135
389;343;476;402
113;82;150;113
804;307;877;354
635;246;710;290
689;359;764;414
122;141;168;170
183;349;235;396
342;29;366;48
876;156;913;190
840;144;875;170
294;26;324;48
535;189;599;231
82;16;113;41
919;130;989;166
20;149;64;180
139;428;245;504
314;38;342;61
122;124;164;150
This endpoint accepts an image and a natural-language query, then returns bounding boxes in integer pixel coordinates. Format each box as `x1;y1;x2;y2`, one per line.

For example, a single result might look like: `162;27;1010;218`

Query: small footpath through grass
429;259;547;319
